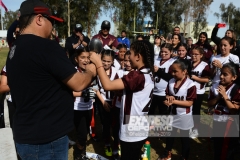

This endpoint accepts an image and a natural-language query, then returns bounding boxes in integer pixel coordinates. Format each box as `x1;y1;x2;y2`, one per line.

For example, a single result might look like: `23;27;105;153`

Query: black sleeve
211;27;221;46
84;36;90;46
64;37;74;53
155;69;173;82
7;20;18;46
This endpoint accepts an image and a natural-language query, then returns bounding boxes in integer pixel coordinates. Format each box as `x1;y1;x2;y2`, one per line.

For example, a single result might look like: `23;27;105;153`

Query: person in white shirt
159;59;197;160
90;40;154;160
154;36;161;60
190;46;211;132
72;48;96;160
210;37;239;85
149;43;175;115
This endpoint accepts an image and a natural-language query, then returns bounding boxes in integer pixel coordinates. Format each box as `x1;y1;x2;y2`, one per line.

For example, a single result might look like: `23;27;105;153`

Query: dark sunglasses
42;15;55;26
101;27;110;31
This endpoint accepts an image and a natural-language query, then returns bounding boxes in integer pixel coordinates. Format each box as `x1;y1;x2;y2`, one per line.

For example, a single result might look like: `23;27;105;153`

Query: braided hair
130;40;154;74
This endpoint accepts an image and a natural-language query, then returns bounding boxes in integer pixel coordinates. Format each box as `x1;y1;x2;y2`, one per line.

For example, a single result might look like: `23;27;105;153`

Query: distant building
178;22;214;43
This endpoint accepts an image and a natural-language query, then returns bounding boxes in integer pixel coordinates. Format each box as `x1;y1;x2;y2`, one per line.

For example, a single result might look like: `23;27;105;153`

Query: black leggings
98;101;112;144
165;128;190;159
73;109;92;147
112;107;120;149
120;139;145;160
192;94;204;126
148;95;169;115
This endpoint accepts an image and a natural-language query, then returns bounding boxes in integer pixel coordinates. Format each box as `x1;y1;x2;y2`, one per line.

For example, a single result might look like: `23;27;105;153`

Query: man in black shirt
6;0;96;159
65;23;90;65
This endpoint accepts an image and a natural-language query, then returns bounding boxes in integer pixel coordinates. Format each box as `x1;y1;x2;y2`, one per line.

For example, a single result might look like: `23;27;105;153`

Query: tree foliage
216;2;240;38
151;0;188;36
2;11;18;30
181;0;212;39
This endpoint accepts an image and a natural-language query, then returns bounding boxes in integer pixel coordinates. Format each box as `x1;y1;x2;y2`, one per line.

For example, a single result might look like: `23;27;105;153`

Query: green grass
0;47;9;70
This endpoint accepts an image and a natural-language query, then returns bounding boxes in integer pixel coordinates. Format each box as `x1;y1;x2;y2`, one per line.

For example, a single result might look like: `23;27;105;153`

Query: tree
2;10;18;30
42;0;109;38
216;2;240;38
151;0;188;36
181;0;212;38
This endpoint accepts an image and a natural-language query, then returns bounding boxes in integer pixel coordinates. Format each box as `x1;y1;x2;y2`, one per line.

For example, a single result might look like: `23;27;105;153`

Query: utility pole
67;0;73;37
155;12;158;34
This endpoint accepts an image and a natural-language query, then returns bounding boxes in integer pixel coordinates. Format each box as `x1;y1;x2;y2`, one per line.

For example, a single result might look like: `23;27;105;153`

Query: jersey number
142;89;153;112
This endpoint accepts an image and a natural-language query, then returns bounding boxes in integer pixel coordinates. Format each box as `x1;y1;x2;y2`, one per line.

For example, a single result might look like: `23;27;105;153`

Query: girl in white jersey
90;40;155;160
149;43;175;115
0;65;15;127
112;51;133;158
210;37;239;85
208;62;240;160
190;46;211;131
175;43;191;60
95;49;118;157
72;48;95;160
114;44;127;70
159;59;197;160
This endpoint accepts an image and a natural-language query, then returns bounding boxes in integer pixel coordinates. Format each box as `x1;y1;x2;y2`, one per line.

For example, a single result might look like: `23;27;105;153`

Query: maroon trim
123;91;133;124
192;61;202;70
160;58;171;66
173;76;187;94
225;83;234;91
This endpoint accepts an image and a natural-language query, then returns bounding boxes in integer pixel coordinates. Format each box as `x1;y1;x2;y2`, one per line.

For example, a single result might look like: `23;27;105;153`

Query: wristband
97;66;104;69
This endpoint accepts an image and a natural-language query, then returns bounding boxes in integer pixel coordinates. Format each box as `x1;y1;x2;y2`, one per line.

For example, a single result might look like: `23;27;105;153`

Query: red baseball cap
19;0;63;22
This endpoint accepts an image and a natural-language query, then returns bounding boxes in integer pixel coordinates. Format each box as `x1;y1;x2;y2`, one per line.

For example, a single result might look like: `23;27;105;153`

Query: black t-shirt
6;34;77;144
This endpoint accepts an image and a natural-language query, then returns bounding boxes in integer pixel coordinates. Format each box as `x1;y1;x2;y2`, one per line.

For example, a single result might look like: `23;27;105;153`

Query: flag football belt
214;106;229;115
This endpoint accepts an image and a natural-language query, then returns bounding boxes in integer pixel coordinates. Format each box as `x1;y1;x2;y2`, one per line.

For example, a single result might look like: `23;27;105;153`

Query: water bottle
144;141;151;160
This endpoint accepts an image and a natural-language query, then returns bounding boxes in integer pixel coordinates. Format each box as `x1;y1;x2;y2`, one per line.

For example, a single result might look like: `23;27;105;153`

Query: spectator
186;37;193;55
154;35;161;60
65;23;90;64
117;30;130;49
7;19;19;50
173;26;185;43
193;32;213;63
92;20;118;50
136;35;144;40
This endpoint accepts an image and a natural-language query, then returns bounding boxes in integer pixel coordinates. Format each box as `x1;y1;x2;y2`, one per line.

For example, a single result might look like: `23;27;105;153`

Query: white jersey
209;82;236;121
119;68;154;142
97;66;118;101
74;67;93;111
167;77;196;130
113;59;121;70
115;69;130;108
211;54;239;84
191;61;210;94
154;45;160;60
153;58;175;96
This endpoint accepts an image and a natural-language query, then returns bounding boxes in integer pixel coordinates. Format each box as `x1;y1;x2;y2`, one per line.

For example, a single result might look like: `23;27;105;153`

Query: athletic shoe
118;144;121;156
157;151;171;160
74;154;90;160
104;145;113;157
69;139;76;146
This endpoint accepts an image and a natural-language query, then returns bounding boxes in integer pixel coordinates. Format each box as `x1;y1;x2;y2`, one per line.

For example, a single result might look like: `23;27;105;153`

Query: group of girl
72;33;239;160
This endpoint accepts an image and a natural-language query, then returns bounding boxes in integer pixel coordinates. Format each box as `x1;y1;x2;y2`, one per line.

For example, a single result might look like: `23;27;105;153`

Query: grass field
0;47;8;70
1;47;239;160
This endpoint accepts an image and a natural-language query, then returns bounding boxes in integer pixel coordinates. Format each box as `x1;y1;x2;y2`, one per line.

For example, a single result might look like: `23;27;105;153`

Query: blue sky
2;0;240;37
